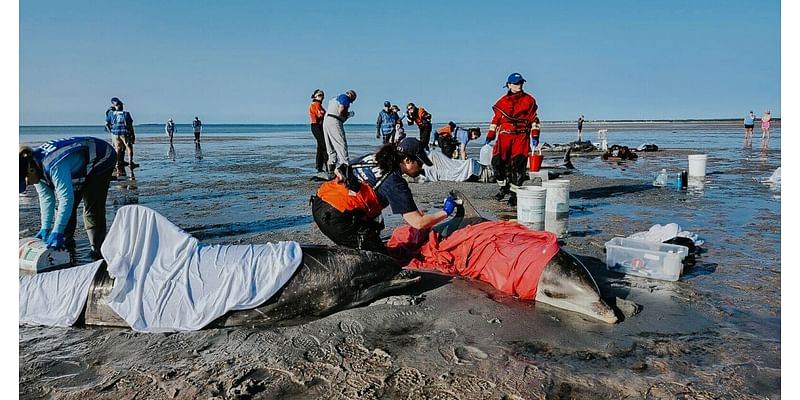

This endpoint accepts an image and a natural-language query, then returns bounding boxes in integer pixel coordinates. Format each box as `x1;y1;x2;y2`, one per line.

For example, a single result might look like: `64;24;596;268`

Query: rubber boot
87;228;105;260
507;192;517;207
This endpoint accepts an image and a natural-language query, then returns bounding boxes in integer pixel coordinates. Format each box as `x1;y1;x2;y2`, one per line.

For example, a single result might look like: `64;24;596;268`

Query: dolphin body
81;191;615;328
435;191;617;324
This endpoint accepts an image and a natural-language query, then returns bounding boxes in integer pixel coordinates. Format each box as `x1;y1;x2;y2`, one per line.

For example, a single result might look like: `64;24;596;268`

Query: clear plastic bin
605;237;689;281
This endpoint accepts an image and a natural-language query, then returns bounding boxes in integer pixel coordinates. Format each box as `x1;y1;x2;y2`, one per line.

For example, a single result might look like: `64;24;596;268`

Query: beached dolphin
434;191;618;324
82;246;419;328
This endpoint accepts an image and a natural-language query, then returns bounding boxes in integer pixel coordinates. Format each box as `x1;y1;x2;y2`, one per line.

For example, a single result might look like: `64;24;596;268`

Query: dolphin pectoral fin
350;275;422;308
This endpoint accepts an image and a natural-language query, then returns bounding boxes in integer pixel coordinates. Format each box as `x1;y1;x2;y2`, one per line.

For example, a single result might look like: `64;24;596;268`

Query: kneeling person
19;137;117;259
312;138;456;253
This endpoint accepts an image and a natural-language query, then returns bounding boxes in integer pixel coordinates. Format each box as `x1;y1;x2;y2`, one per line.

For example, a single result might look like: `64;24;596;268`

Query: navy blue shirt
350;154;417;214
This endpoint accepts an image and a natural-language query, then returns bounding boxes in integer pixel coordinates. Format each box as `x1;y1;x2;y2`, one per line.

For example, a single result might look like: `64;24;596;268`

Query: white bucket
479;144;493;166
542;179;570;214
19;237;71;272
516;186;547;231
688;154;707;178
545;212;568;238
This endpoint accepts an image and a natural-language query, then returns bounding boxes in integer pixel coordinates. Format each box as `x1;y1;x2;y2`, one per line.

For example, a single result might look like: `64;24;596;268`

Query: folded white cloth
423;148;482;182
627;223;704;246
19;261;103;327
101;205;303;332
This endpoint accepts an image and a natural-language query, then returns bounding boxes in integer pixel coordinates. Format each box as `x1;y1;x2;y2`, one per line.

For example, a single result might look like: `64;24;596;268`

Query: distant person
406;103;433;150
105;97;138;173
455;127;482;160
192;117;203;143
311;138;454;253
743;111;755;147
391;105;406;143
165;118;176;145
323;89;357;172
485;72;540;206
760;111;771;139
309;89;328;177
577;115;585;142
376;101;401;145
438;122;481;160
19;137;117;260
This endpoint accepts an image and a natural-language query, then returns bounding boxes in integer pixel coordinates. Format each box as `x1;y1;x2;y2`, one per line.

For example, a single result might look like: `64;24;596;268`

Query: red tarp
387;221;560;300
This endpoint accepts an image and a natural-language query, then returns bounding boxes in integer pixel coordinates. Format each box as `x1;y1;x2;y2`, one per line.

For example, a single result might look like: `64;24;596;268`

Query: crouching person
19;137;117;260
311;138;457;253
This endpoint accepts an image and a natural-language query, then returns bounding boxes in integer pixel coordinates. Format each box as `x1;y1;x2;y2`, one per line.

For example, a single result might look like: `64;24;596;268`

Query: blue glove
442;196;457;216
45;232;65;250
34;228;50;240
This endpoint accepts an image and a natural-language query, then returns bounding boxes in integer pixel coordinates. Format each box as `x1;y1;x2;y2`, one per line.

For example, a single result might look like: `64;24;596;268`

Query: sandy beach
18;123;781;399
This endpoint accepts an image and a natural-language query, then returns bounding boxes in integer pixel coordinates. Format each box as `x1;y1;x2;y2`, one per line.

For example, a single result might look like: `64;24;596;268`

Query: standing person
165;118;176;145
577;115;585;142
323;89;357;172
485;72;540;206
192;116;203;143
105;97;137;173
311;137;456;253
309;89;328;177
391;105;406;143
406;103;433;150
743;111;756;146
760;111;772;139
376;101;401;145
19;137;117;259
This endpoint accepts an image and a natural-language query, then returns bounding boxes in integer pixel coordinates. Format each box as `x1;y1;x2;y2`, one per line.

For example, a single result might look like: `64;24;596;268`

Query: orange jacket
309;100;326;124
317;177;383;219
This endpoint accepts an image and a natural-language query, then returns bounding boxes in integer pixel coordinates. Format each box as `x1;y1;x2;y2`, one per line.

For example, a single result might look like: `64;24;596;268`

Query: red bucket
529;154;544;172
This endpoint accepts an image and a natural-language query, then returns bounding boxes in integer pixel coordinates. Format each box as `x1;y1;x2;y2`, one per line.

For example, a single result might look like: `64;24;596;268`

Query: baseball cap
504;72;526;87
384;101;391;107
110;97;122;104
398;138;433;166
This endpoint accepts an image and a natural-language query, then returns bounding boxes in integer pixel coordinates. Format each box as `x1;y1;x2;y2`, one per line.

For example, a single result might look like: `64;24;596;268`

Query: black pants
419;124;432;150
311;196;386;253
491;154;528;189
310;123;328;172
194;130;201;142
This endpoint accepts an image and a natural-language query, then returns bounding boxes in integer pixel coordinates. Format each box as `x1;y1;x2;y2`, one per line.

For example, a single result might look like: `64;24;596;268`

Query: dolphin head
535;250;618;323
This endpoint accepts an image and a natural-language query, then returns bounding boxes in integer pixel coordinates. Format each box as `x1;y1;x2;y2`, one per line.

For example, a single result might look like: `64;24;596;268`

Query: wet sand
19;134;780;399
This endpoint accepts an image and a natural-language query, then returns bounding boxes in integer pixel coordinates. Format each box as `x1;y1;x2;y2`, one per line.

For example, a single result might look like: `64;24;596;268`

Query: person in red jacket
485;72;540;206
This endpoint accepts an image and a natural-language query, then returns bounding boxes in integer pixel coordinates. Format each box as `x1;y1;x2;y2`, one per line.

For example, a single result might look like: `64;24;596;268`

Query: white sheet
423;148;482;182
101;205;303;332
20;260;103;327
627;223;704;246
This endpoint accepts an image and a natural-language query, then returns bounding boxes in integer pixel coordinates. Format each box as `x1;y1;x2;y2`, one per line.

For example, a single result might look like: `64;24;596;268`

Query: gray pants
323;116;349;168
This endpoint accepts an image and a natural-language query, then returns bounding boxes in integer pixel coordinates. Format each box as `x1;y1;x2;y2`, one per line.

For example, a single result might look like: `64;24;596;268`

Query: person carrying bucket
310;138;457;253
19;137;118;260
485;72;540;206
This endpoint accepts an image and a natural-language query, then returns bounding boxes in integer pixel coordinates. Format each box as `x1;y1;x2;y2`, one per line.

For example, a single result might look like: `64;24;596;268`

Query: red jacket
488;91;540;141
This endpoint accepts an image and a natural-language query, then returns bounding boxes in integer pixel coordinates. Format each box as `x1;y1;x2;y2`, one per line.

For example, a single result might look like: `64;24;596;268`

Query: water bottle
680;170;688;189
653;168;668;187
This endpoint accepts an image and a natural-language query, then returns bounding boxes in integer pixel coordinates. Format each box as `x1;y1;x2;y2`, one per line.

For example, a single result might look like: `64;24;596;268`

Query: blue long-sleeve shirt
34;152;85;234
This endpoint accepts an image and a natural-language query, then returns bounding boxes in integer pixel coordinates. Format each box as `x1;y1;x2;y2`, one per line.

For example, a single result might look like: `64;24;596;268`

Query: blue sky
19;0;781;125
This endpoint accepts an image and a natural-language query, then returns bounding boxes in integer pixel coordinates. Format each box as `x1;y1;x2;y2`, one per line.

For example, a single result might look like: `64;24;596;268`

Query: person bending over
311;137;456;253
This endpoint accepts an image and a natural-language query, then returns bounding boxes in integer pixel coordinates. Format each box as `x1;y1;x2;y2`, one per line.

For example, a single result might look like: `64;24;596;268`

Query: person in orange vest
405;103;433;150
311;138;457;253
485;72;540;206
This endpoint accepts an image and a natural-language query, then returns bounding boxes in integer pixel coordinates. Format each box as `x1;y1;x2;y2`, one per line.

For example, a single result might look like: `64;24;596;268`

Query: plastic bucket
479;144;493;166
19;237;70;272
542;179;570;213
688;154;707;178
516;186;547;230
529;154;544;172
545;212;568;238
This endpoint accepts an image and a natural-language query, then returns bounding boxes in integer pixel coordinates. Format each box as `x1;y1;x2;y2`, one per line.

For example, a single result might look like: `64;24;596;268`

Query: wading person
577;114;584;142
19;137;117;259
406;103;433;150
309;89;328;178
485;72;540;206
744;111;755;147
323;89;357;172
165;118;176;145
105;97;137;173
192;116;203;143
311;138;456;253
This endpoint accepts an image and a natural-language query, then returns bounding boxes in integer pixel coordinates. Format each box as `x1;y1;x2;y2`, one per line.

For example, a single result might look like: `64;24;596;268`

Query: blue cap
384;101;391;107
398;138;433;166
505;72;526;86
111;97;121;104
